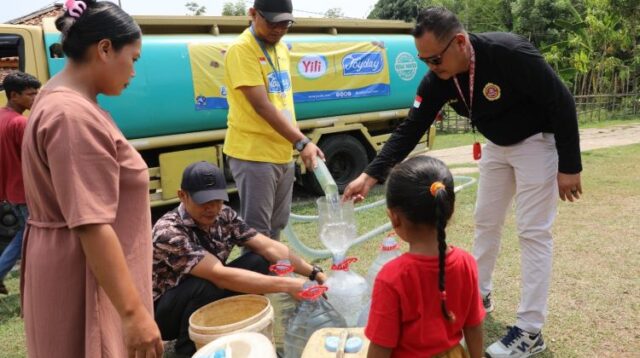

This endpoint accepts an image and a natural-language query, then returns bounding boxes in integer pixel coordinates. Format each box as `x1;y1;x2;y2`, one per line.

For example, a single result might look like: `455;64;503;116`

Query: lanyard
452;44;475;124
249;26;286;96
452;44;482;160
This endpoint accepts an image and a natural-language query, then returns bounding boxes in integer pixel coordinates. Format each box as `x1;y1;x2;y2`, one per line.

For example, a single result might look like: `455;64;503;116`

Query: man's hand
315;272;327;285
343;173;378;203
558;172;582;202
287;277;308;300
300;142;324;170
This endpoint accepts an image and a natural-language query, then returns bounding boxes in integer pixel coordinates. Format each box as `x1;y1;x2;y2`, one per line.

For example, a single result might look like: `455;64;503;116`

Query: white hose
284;175;477;260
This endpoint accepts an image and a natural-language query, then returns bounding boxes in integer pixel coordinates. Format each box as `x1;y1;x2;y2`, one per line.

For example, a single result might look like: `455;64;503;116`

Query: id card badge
281;108;293;123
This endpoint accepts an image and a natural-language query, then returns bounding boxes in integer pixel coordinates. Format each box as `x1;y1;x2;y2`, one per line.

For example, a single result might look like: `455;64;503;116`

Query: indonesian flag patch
258;57;267;65
413;95;422;108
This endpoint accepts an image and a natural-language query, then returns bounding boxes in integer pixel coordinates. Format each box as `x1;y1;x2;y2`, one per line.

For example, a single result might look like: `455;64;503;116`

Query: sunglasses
257;10;294;29
418;36;457;66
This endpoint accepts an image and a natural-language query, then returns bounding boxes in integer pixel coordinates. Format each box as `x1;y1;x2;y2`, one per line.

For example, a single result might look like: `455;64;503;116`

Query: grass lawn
1;144;639;357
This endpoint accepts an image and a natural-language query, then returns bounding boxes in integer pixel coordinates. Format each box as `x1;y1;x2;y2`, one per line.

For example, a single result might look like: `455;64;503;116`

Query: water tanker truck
0;15;435;207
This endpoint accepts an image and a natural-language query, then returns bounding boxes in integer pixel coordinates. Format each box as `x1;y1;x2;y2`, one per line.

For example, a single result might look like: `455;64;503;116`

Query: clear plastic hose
284;175;477;259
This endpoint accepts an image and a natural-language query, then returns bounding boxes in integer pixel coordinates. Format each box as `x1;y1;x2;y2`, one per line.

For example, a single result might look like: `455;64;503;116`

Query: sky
1;0;380;23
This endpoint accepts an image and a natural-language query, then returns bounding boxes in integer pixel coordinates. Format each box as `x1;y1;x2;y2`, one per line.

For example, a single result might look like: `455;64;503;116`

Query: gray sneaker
486;326;547;358
483;292;494;313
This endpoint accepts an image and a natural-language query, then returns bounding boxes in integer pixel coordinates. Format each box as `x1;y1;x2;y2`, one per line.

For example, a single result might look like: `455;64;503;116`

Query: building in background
1;3;63;83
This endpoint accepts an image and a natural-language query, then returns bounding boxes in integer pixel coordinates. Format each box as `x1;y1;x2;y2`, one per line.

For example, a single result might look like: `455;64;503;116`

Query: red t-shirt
0;107;27;203
365;247;485;357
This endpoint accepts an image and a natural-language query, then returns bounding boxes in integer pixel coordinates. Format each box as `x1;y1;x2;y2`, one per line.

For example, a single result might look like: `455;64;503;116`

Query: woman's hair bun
53;0;141;61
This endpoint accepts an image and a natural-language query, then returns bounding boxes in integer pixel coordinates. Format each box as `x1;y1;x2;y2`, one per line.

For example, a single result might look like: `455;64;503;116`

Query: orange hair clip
430;181;445;196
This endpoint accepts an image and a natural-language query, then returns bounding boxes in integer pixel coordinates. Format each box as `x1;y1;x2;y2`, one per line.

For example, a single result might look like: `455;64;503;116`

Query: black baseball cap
181;161;229;204
254;0;294;23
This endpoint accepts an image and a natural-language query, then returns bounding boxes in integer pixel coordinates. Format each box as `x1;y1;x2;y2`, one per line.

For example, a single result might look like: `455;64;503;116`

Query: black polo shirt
366;32;581;181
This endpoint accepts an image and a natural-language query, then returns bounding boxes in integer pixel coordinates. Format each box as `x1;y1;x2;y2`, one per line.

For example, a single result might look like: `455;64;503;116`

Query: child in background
365;156;484;358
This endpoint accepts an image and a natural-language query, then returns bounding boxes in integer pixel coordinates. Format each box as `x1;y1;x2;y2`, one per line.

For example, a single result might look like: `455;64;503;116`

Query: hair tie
440;290;447;300
65;0;87;18
430;181;445;196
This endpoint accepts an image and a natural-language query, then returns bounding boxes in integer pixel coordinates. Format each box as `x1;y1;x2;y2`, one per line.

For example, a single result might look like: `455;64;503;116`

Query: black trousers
154;252;271;356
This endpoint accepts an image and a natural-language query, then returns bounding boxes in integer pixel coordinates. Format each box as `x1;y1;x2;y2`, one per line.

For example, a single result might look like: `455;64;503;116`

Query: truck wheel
305;134;369;195
0;237;10;256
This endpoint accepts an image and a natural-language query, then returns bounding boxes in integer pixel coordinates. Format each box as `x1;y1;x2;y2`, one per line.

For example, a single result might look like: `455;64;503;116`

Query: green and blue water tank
44;32;428;139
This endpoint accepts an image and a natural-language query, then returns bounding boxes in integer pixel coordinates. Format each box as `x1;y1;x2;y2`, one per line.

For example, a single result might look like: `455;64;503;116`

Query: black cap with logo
181;161;229;204
253;0;294;23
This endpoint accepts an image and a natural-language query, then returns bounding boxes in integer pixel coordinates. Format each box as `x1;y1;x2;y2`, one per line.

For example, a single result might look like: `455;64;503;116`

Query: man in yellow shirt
223;0;323;241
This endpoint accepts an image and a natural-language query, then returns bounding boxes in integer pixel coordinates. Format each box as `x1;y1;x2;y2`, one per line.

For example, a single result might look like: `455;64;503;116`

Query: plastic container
189;294;274;350
317;197;357;262
192;331;277;358
266;260;298;352
301;327;370;357
284;282;348;358
356;303;370;327
366;235;402;289
324;258;368;327
357;235;401;327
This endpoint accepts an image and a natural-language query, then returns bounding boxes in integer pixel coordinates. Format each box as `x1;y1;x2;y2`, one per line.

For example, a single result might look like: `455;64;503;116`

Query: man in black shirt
344;7;582;358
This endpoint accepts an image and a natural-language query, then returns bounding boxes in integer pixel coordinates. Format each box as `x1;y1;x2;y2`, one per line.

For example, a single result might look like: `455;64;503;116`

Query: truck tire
0;237;10;255
305;134;369;195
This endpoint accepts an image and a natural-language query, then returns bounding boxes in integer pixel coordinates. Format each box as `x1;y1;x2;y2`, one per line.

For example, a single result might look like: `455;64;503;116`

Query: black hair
55;0;141;62
3;71;41;99
411;6;464;40
386;155;456;322
49;43;64;58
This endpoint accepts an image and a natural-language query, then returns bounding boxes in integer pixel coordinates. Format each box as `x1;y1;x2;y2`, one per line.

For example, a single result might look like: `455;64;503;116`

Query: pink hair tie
65;0;87;18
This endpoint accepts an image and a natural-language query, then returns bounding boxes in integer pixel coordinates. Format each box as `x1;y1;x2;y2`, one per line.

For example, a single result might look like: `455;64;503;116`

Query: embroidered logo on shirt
483;83;501;101
413;95;422;108
267;71;291;93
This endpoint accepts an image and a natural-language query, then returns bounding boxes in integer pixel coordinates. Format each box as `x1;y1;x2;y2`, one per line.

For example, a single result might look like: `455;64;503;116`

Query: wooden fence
436;93;640;133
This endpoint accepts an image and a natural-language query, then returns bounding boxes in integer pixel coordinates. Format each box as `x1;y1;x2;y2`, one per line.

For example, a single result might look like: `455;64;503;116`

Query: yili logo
298;55;328;79
342;52;384;76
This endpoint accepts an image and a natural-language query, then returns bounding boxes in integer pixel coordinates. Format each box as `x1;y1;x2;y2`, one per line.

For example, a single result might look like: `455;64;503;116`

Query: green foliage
185;1;206;16
367;0;640;95
368;0;423;21
222;1;247;16
324;8;345;18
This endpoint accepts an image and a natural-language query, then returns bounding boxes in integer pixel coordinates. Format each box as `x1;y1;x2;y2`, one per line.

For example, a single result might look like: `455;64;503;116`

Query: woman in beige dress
21;1;163;356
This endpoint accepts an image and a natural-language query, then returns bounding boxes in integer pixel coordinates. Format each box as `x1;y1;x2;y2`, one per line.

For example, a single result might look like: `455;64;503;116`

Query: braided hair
386;156;456;322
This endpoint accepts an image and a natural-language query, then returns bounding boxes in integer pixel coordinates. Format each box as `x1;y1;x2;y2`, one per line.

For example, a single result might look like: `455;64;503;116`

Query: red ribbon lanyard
452;45;481;160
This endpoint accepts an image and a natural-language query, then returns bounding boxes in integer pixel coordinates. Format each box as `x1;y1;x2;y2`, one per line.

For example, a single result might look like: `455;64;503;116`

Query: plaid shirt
152;204;257;300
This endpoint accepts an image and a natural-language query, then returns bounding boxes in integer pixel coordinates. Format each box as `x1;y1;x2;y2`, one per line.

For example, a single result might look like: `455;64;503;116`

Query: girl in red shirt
365;156;484;358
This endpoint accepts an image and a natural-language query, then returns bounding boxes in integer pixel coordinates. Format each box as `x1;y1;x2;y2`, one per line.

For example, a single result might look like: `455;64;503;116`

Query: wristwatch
294;137;311;152
308;264;324;281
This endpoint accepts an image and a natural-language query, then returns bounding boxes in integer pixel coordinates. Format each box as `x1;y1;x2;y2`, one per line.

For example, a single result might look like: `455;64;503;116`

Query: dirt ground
430;124;640;173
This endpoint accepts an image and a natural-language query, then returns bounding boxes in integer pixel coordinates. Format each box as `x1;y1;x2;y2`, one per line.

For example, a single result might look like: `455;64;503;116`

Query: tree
185;2;206;16
222;1;247;16
325;7;345;18
368;0;422;21
511;0;574;46
367;0;639;95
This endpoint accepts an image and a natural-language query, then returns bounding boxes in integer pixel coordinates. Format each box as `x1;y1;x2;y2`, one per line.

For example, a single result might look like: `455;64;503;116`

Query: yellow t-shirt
223;28;296;164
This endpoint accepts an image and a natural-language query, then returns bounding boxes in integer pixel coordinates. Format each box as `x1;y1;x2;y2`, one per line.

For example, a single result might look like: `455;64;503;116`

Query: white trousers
473;133;558;333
